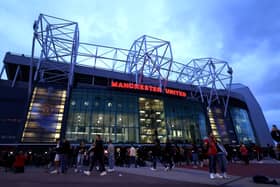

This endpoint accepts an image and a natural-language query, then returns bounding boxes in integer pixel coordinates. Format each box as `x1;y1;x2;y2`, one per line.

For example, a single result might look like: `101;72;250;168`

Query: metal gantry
29;14;79;98
126;35;173;88
26;14;233;116
174;58;233;116
77;42;131;72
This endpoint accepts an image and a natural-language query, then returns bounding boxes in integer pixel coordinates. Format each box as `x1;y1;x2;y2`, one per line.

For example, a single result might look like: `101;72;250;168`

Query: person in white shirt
129;145;137;168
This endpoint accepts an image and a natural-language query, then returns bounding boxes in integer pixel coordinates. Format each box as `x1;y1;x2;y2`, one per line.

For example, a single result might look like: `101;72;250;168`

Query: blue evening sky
0;0;279;129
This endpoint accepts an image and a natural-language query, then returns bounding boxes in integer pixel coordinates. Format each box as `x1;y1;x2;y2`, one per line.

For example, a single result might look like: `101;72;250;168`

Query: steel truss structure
16;14;232;116
173;58;233;116
126;35;173;88
29;14;79;98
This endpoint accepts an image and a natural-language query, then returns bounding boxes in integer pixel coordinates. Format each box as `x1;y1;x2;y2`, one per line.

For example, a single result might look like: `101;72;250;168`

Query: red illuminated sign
111;81;187;97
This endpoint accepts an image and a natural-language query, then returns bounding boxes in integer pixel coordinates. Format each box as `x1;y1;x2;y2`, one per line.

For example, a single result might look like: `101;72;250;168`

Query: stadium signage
111;81;187;97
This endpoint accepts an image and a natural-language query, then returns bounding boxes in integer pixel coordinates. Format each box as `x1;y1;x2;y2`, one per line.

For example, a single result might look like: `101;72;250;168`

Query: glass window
22;87;66;143
165;99;207;144
65;88;208;145
66;88;139;143
230;107;256;144
139;98;166;143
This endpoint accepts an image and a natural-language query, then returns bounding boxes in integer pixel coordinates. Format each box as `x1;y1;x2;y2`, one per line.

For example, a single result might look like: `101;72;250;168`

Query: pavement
180;158;280;178
117;164;280;187
0;159;279;187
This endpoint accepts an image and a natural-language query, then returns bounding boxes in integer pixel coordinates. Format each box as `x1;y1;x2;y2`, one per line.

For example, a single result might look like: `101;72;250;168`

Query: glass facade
66;88;139;143
66;87;208;144
18;86;258;145
165;99;207;144
21;86;256;145
230;107;256;144
22;87;66;143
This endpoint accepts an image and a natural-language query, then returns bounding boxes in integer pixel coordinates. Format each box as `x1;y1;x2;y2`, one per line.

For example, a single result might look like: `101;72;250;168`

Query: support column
12;65;20;87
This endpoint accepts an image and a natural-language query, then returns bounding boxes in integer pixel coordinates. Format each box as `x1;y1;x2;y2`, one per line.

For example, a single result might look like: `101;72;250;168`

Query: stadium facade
0;14;273;147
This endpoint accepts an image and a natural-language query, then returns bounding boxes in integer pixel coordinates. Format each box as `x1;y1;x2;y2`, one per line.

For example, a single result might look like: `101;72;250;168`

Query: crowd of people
0;125;280;179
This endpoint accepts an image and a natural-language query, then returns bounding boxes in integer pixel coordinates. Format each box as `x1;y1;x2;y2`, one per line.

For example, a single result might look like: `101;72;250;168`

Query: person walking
164;138;173;171
50;139;62;174
13;151;26;173
107;139;115;172
205;133;223;179
151;138;161;170
129;145;137;168
216;141;230;179
240;143;249;165
271;124;280;143
61;138;71;173
271;124;280;160
83;141;95;175
191;142;199;168
75;141;86;173
94;135;107;176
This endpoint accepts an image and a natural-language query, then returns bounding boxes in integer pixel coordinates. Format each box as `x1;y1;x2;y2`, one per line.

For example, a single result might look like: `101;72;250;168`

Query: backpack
252;175;278;185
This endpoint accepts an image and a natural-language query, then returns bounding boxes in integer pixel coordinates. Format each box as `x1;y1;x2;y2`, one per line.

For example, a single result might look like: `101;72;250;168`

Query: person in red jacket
13;151;26;173
240;143;249;165
204;133;223;179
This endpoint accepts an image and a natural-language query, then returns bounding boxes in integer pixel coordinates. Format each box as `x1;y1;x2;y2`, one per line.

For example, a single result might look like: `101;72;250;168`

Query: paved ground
0;159;279;187
0;167;218;187
181;159;280;178
117;165;280;187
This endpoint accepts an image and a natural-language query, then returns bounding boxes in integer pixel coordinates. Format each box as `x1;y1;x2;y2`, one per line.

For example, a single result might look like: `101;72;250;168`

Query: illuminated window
66;89;139;143
230;107;256;144
139;97;165;143
21;87;66;143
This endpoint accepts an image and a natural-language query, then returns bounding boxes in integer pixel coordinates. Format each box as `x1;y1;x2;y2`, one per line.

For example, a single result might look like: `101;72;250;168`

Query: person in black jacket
151;138;161;170
95;135;107;176
84;135;107;176
164;138;173;171
271;125;280;143
271;125;280;160
50;139;62;174
61;138;71;173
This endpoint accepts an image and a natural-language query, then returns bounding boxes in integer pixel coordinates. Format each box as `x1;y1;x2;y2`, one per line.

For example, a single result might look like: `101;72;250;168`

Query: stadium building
0;14;273;147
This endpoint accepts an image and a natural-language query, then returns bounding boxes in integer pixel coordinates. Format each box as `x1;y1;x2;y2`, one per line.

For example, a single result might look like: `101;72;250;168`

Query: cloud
0;0;279;129
264;109;280;129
